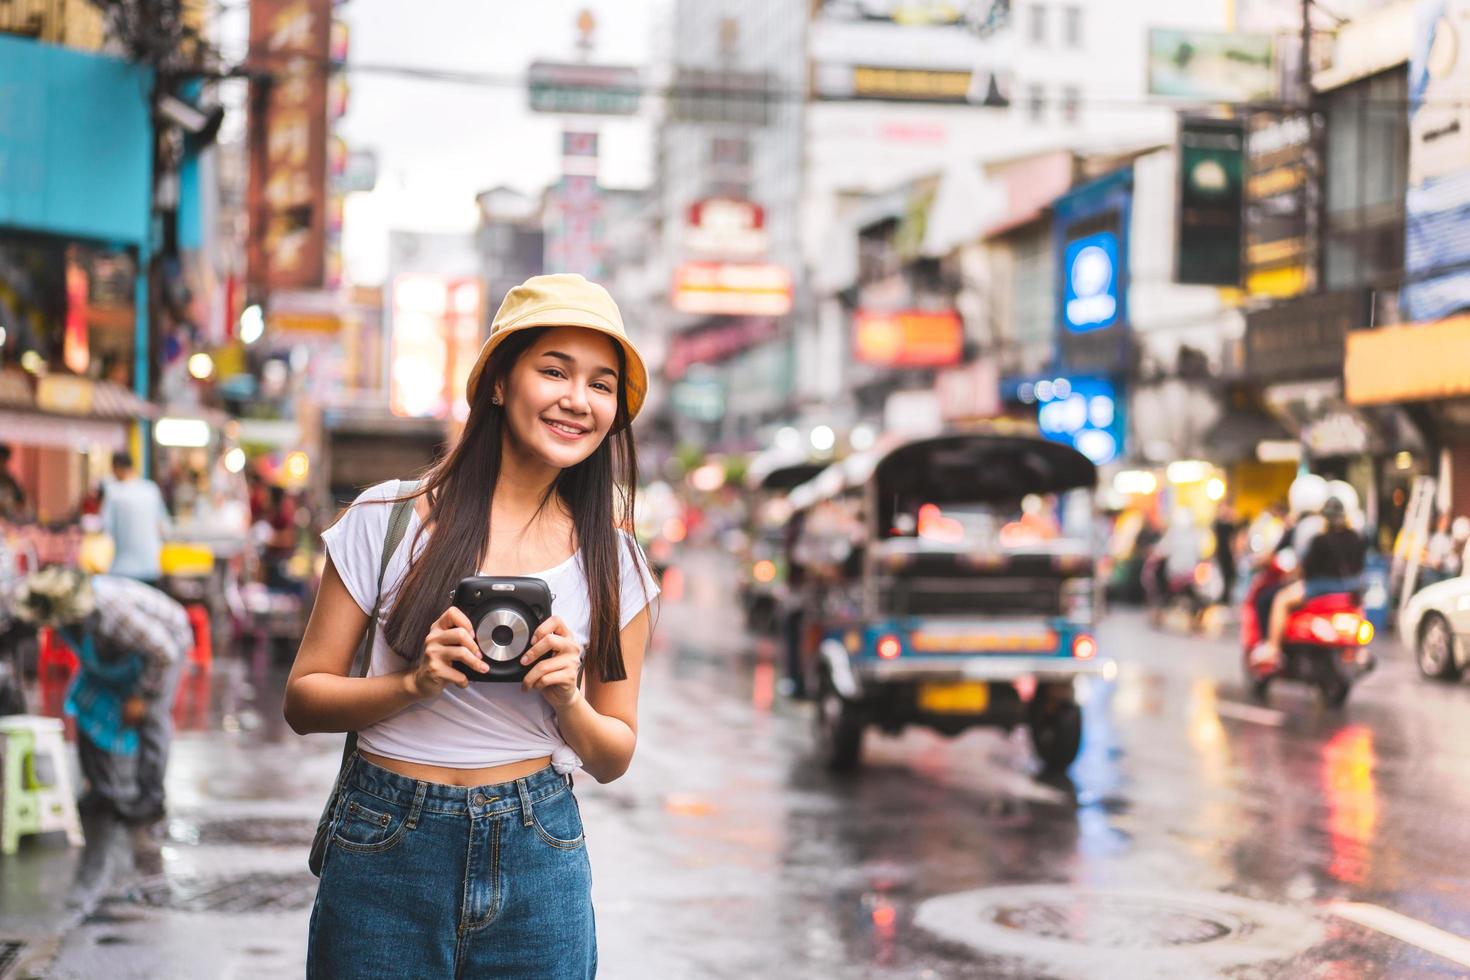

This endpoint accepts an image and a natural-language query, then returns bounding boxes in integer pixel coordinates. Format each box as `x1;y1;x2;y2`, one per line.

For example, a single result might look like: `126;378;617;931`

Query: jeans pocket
332;790;410;853
531;790;586;850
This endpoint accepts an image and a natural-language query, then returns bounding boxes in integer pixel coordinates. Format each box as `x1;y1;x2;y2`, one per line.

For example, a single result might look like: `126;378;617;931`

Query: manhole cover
167;817;317;847
993;896;1238;948
121;872;317;914
915;885;1324;978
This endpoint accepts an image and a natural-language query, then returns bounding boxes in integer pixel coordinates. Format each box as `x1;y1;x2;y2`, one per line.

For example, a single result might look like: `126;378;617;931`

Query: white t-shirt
321;481;659;773
101;477;169;579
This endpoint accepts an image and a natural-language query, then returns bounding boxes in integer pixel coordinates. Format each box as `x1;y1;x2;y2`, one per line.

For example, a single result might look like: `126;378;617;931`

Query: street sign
527;61;640;115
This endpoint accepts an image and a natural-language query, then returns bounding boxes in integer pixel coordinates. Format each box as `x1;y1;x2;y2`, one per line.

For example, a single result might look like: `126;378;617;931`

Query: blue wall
0;36;154;246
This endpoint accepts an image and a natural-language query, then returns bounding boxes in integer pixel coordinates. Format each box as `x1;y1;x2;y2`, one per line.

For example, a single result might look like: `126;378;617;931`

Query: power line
207;52;1461;114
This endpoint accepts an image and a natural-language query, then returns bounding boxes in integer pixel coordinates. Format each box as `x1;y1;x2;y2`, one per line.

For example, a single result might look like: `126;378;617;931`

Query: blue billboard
1403;0;1470;321
1062;231;1120;333
0;36;154;246
1053;169;1132;375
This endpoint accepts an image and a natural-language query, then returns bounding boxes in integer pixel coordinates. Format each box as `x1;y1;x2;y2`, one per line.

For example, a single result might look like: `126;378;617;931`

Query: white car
1401;576;1470;680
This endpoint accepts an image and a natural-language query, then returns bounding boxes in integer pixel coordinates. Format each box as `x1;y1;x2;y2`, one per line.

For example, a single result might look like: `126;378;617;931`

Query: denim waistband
345;754;571;819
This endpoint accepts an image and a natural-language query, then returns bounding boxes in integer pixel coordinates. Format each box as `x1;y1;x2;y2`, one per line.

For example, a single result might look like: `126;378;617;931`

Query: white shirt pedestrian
101;475;170;581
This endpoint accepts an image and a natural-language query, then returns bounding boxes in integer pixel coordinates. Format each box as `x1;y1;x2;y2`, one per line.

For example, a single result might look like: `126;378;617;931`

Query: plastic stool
0;715;83;855
184;604;212;672
36;628;78;682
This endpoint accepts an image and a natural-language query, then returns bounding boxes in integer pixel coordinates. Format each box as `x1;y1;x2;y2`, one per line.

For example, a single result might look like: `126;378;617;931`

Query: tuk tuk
739;458;828;635
801;429;1113;772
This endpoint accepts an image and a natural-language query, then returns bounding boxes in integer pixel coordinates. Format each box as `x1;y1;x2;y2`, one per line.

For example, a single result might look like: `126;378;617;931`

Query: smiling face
498;326;622;472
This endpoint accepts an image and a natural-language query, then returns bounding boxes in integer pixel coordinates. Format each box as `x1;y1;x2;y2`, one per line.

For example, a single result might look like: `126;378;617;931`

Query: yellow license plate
918;681;990;714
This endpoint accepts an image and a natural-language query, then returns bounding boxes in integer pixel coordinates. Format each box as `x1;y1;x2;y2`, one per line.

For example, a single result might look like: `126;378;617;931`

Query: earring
492;395;502;406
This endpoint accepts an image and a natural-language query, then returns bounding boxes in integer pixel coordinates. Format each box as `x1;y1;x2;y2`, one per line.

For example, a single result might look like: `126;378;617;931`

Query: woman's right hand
407;606;489;698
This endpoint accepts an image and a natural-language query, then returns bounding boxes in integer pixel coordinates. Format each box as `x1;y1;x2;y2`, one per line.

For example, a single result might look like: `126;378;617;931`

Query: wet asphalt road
9;546;1470;978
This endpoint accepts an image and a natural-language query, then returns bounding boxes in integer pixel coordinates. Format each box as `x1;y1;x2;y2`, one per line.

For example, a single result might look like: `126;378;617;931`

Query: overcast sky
332;1;663;284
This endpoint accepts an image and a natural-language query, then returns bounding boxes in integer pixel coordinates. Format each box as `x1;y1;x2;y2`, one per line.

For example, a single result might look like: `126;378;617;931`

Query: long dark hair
378;326;643;682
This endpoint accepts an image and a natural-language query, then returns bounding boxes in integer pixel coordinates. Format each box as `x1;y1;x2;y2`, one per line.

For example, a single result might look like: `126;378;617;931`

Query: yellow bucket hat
466;273;649;423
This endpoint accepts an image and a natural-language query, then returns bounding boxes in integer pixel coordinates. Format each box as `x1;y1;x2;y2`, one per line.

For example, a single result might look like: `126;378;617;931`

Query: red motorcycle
1241;556;1375;707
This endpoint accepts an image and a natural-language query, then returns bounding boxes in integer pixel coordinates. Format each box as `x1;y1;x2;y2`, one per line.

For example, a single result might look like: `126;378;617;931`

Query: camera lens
476;608;531;662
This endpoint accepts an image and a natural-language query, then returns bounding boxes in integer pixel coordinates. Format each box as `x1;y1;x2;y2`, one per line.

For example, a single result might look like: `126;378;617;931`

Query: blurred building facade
796;0;1234;458
651;0;807;451
0;8;191;520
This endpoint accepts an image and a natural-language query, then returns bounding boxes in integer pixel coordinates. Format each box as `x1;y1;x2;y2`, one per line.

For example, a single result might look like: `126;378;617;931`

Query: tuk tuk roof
871;432;1097;506
746;459;829;493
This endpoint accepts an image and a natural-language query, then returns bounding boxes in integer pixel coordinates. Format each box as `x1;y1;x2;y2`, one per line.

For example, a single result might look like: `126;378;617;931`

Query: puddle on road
915;884;1325;979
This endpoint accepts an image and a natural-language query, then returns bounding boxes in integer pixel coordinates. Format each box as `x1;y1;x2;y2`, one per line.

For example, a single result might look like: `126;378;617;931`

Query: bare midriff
360;750;554;788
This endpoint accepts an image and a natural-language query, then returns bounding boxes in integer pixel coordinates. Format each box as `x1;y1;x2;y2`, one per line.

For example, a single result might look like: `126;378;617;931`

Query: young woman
285;274;658;979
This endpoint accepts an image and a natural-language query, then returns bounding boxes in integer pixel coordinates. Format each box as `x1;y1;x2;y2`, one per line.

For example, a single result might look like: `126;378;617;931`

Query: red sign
671;262;792;316
854;310;964;367
684;198;768;259
247;0;331;291
665;317;781;380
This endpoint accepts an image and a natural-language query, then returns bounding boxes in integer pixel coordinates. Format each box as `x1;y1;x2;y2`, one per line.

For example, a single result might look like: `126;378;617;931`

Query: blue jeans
308;757;595;978
1304;576;1363;599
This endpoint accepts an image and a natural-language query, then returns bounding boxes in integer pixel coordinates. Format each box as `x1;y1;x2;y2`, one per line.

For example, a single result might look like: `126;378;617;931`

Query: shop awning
0;409;129;451
0;370;158;420
0;371;158;452
1345;316;1470;405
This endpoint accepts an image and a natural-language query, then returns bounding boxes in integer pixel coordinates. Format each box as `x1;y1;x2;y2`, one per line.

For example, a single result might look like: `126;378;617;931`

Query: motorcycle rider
1253;492;1366;668
1250;475;1327;643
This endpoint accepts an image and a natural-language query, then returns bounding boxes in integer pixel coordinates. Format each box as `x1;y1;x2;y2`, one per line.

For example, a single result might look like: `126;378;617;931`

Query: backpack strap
350;479;419;680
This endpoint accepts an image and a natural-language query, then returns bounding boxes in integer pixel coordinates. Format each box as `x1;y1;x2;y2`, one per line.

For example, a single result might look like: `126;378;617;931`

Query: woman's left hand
521;616;584;710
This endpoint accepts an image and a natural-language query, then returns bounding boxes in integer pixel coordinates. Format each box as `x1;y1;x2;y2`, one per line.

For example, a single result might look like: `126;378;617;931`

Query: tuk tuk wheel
815;673;863;772
1027;693;1082;771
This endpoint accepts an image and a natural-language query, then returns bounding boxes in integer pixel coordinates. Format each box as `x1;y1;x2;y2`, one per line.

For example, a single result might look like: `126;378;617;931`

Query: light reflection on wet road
22;546;1470;978
592;549;1470;978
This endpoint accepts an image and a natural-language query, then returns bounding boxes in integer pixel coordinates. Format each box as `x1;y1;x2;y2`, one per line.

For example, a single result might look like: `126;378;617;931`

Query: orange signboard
854;309;964;367
671;262;792;316
247;0;331;291
1345;316;1470;405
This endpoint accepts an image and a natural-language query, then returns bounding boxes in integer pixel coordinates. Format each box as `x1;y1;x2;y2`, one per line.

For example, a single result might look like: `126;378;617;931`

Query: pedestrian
1212;503;1239;604
1423;513;1463;587
11;565;190;825
286;274;658;979
1452;516;1470;579
99;451;170;584
0;443;26;521
262;484;299;591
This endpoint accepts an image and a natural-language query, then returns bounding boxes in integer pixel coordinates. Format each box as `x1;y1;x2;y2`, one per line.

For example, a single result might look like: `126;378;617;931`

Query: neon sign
1063;231;1120;333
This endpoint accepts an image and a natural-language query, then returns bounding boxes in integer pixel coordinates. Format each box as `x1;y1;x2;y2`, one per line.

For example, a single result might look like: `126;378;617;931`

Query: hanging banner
1177;116;1245;286
1244;111;1313;298
247;0;331;292
1147;29;1277;103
